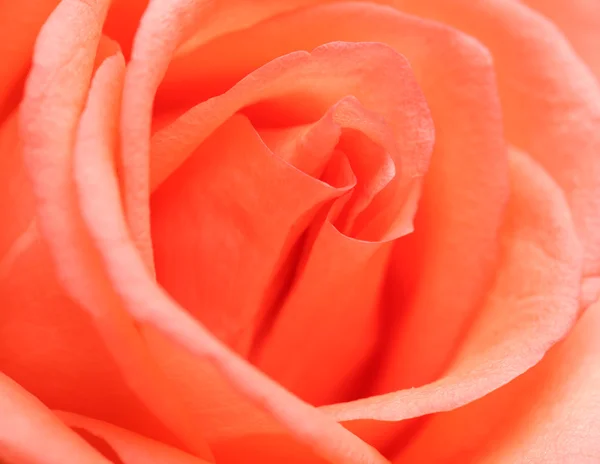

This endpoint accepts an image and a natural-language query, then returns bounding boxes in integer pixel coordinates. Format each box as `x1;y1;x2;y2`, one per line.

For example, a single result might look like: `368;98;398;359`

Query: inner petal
150;41;433;405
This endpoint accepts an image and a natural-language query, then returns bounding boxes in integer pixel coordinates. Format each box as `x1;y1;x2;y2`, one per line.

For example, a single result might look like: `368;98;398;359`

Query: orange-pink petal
0;373;110;464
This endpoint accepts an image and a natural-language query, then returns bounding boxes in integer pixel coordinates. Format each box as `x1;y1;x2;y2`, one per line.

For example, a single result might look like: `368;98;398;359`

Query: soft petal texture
17;0;215;458
394;0;600;276
152;113;354;355
152;38;433;404
394;298;600;463
523;0;600;81
71;64;389;462
18;2;386;462
0;0;59;120
323;147;582;432
6;0;185;449
119;0;219;271
59;412;212;464
155;2;507;409
0;373;110;464
0;113;34;259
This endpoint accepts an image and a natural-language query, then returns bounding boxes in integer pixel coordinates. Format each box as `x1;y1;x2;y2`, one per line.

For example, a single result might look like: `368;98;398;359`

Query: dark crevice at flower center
72;427;125;464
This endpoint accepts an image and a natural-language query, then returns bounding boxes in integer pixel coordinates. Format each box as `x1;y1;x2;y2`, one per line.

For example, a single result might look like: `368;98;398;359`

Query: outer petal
394;0;600;276
0;373;110;464
522;0;600;81
19;1;387;463
394;299;600;463
118;0;234;271
18;0;213;457
59;412;212;464
156;3;509;450
323;147;582;446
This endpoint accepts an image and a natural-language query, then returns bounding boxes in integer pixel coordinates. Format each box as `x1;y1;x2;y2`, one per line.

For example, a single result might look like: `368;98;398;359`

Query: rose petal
151;41;431;378
394;298;600;463
0;113;34;258
18;0;213;457
323;148;582;435
152;113;353;354
523;0;600;81
74;89;388;461
0;0;59;120
397;0;600;275
251;210;395;406
156;3;507;402
103;1;150;57
18;3;388;462
0;373;110;464
118;0;221;272
59;412;212;464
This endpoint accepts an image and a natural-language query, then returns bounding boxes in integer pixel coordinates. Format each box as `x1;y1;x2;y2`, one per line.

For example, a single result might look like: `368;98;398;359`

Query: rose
1;0;599;462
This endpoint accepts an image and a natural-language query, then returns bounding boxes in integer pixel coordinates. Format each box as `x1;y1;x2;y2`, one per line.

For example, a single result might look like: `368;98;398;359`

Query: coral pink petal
523;0;600;81
151;114;353;356
59;412;212;464
103;1;150;57
75;92;388;463
252;212;394;406
0;0;59;119
156;4;507;405
0;373;110;464
119;0;222;271
18;1;213;457
399;0;600;275
394;298;600;463
323;148;582;428
153;40;431;190
0;113;34;258
152;41;432;365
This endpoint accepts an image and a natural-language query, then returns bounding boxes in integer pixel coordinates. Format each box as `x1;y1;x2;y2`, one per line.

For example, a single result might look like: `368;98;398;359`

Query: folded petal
322;147;581;447
522;0;600;81
158;4;508;450
75;90;389;461
152;114;353;355
394;298;600;463
16;2;386;462
396;0;600;275
157;4;506;407
0;0;59;119
18;0;213;457
0;113;34;259
119;0;229;271
59;412;212;464
0;373;110;464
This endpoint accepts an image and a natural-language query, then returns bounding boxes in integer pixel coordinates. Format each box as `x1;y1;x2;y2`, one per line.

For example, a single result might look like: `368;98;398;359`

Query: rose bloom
1;0;599;463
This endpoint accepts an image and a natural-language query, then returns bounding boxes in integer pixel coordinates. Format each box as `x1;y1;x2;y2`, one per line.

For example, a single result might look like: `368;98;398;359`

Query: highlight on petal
10;2;382;462
119;0;218;271
59;412;212;464
394;298;600;464
322;147;581;439
18;0;213;458
0;373;110;464
75;94;389;463
522;0;600;81
396;0;600;275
